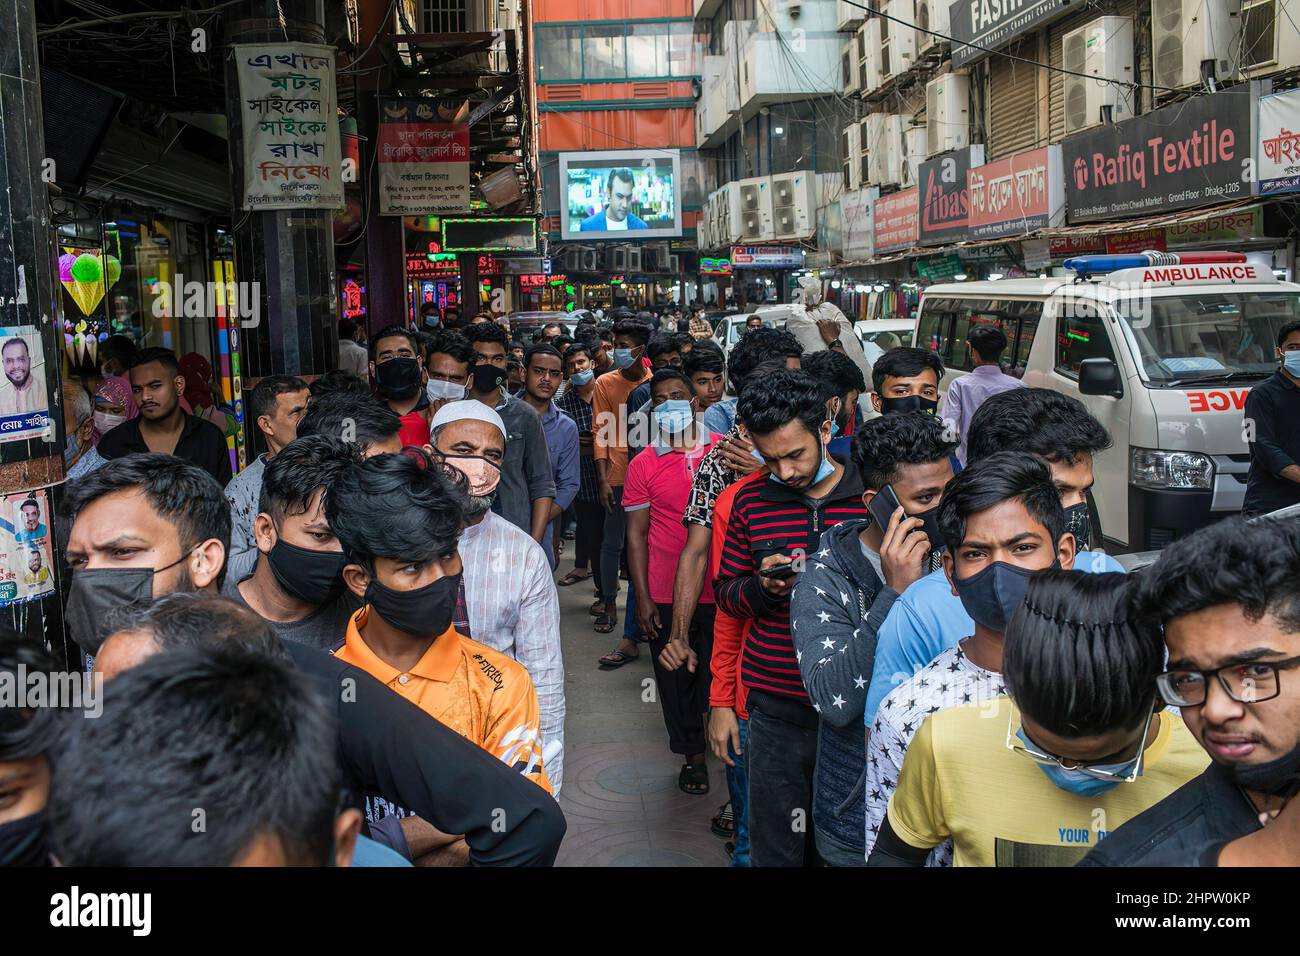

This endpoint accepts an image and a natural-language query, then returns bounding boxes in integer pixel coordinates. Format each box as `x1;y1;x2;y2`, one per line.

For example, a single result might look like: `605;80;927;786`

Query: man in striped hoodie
713;369;870;866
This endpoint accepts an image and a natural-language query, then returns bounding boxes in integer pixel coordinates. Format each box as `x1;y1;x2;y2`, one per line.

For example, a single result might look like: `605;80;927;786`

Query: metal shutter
987;39;1041;159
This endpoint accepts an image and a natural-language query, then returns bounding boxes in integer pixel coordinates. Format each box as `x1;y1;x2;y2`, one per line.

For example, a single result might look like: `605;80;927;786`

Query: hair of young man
649;367;692;395
368;325;419;362
308;369;370;400
1004;570;1160;737
612;319;652;348
801;348;866;401
1277;319;1300;348
257;435;360;525
295;391;401;449
607;167;634;191
101;335;139;369
338;318;357;341
129;346;181;377
325;449;466;575
424;329;476;368
967;325;1008;363
965;387;1112;465
683;346;725;378
1132;515;1300;633
565;344;593;365
852;411;956;490
646;334;678;363
249;375;309;424
461;321;510;350
736;368;827;439
574;326;601;351
103;591;288;662
524;343;564;368
727;326;803;393
0;629;67;762
554;335;574;351
65;454;231;588
935;451;1065;554
47;641;341;866
870;346;944;394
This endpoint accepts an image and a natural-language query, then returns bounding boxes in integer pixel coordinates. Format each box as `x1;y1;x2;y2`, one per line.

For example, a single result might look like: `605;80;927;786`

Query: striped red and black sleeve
713;484;780;620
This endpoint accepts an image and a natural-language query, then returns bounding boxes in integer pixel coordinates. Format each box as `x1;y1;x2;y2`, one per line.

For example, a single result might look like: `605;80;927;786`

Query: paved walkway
552;557;730;867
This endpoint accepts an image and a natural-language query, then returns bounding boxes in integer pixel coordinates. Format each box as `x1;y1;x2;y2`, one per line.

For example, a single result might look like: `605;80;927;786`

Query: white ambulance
915;252;1300;551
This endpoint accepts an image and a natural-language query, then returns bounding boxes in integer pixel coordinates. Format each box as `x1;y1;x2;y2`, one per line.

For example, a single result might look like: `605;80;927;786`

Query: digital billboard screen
559;150;682;240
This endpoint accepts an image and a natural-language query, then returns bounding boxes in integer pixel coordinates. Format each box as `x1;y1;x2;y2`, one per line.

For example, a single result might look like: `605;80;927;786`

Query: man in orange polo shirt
326;451;551;862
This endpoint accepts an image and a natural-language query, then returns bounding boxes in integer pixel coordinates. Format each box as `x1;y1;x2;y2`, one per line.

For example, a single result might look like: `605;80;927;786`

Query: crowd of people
2;307;1298;869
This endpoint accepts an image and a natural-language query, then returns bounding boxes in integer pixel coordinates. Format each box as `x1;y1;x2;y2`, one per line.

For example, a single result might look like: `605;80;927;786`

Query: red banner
967;147;1058;239
873;188;919;254
1105;228;1167;254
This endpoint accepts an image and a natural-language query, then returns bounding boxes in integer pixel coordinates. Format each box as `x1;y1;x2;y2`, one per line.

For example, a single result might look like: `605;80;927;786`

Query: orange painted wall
540;107;696;151
535;0;692;21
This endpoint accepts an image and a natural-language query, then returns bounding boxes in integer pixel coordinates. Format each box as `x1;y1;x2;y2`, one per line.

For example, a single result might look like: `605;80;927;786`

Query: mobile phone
868;483;904;531
759;563;798;581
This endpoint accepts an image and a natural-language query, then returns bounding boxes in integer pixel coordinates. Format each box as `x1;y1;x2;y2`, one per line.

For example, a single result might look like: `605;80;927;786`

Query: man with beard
0;336;43;418
426;400;565;793
97;347;232;486
370;326;432;448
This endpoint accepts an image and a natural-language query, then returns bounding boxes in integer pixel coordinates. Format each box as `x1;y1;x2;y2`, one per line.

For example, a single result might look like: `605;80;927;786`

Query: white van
915;253;1300;551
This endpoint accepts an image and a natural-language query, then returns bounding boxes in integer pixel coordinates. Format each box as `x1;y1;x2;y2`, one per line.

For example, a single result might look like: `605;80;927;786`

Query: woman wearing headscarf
89;374;137;448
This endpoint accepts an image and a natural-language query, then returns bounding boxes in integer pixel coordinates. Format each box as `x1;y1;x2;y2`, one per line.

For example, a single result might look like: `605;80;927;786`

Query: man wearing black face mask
1081;516;1300;866
223;436;361;650
370;325;432;447
64;454;230;666
868;347;944;417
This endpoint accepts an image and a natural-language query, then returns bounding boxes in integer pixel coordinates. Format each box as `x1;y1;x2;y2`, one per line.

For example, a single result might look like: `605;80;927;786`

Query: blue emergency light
1064;251;1247;277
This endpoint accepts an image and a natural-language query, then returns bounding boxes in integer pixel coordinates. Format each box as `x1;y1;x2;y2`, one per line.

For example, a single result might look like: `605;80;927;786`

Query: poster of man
22;543;54;596
0;491;53;606
0;494;47;544
0;326;51;443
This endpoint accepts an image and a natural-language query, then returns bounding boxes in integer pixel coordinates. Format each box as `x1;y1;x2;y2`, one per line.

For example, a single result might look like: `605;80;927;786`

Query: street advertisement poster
1062;89;1253;224
378;98;471;215
0;326;51;444
0;491;56;607
730;246;804;268
950;0;1070;67
919;146;984;245
874;188;919;253
1259;88;1300;195
841;187;877;261
235;44;344;211
967;146;1063;239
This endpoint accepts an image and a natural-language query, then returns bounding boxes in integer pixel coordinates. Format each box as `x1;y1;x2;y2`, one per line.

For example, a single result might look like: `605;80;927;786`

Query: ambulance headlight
1129;448;1213;490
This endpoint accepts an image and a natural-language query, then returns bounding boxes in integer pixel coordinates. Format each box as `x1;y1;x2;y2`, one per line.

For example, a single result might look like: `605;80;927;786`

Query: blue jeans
729;717;750;867
623;587;639;641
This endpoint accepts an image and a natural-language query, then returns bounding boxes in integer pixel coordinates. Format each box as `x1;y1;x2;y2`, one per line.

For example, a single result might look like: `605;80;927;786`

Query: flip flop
597;647;638;668
711;802;735;838
593;613;616;634
558;568;591;587
589;600;607;617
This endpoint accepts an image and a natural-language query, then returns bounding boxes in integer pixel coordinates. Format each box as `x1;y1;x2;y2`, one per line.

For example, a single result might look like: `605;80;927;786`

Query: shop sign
235;44;344;211
377;97;471;215
919;146;984;245
730;246;804;268
841;188;876;261
1259;88;1300;195
1165;207;1262;245
700;258;732;275
873;188;919;254
1021;238;1051;270
916;254;963;281
951;0;1071;67
1048;235;1103;257
1105;228;1166;254
967;146;1064;239
1063;88;1254;224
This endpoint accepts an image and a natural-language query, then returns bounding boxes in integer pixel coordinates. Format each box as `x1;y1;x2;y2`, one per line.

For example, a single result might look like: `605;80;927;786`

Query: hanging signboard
950;0;1070;67
919;146;984;245
1259;88;1300;195
873;188;919;254
841;187;877;261
730;246;804;268
1165;207;1262;245
235;44;344;210
967;146;1064;239
378;98;471;215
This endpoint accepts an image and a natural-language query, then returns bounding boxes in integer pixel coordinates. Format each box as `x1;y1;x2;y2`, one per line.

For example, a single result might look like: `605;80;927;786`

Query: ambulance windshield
1113;290;1300;385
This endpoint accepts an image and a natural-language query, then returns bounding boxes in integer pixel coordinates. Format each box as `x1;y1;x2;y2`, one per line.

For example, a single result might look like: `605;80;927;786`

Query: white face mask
426;379;467;403
93;411;127;434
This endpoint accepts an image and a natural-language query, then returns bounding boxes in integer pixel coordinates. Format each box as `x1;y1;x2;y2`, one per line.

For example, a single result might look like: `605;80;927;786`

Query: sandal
558;568;592;587
711;802;735;838
589;599;606;617
593;613;616;634
597;647;638;668
678;761;710;795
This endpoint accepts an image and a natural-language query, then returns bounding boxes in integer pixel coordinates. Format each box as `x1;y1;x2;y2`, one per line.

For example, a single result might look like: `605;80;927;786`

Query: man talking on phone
713;369;869;866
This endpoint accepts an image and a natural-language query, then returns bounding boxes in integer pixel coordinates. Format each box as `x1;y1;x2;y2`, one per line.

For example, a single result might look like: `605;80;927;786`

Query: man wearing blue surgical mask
869;566;1207;867
1242;319;1300;516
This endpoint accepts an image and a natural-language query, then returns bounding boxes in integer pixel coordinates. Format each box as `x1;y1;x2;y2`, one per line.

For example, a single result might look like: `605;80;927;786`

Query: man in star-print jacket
788;412;955;865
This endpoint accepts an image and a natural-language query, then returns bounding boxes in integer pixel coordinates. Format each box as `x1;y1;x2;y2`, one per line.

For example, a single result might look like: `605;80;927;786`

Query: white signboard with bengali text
1260;88;1300;196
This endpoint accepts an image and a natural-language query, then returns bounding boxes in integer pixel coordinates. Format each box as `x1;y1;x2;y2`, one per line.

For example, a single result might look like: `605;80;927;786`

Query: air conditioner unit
738;175;774;241
885;0;919;74
668;254;681;273
561;247;581;271
859;117;872;187
581;249;598;271
771;171;816;240
916;0;951;54
1063;17;1135;134
611;248;628;271
925;72;970;156
900;125;927;187
843;39;861;94
864;113;896;184
718;181;744;243
1152;0;1241;88
843;122;863;190
873;14;894;86
1243;0;1300;72
837;0;866;31
861;20;882;93
875;115;905;185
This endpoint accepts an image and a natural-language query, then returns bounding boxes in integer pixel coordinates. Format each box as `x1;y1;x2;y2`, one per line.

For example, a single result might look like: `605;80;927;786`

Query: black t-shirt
97;413;233;487
1243;370;1300;515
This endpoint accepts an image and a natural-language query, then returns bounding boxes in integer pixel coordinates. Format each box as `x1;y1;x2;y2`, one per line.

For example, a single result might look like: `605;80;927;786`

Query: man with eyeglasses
868;564;1207;867
1079;516;1300;866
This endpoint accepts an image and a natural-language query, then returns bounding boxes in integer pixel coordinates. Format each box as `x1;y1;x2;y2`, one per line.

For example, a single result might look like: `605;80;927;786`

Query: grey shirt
224;560;360;651
224;454;267;587
492;390;557;537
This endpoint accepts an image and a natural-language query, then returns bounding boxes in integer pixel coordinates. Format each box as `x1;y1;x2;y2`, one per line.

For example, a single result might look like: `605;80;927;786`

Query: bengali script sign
967;146;1063;239
1260;88;1300;196
873;188;919;254
378;98;471;215
235;44;343;210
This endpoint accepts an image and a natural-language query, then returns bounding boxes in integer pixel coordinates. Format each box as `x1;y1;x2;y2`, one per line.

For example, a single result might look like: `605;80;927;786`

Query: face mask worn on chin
267;538;348;605
769;451;835;487
63;431;80;466
0;810;48;867
426;379;467;404
1063;501;1092;552
472;364;506;394
1283;352;1300;376
367;571;462;637
569;369;595;387
953;560;1050;633
1231;743;1300;798
64;553;191;654
445;455;502;497
655;399;695;435
376;357;422;399
1015;730;1131;796
880;395;939;416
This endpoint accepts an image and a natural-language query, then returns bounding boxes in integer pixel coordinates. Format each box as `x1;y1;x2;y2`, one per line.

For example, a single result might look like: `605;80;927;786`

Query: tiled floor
552;561;731;867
